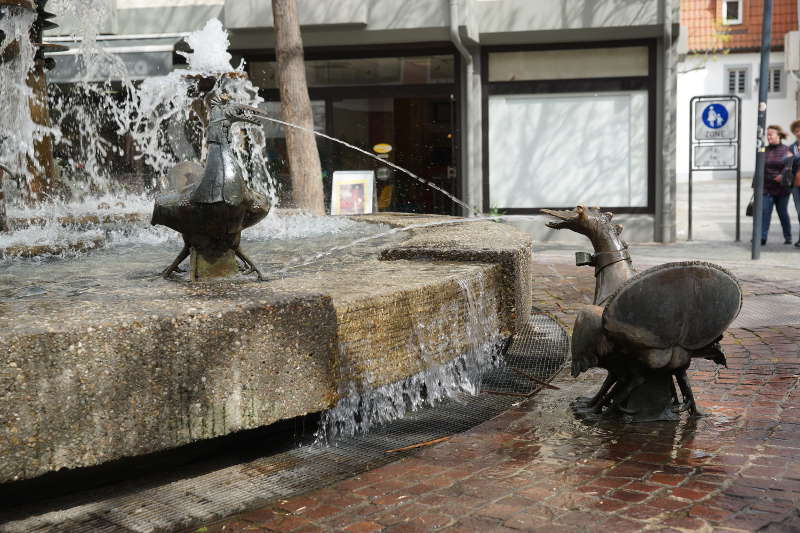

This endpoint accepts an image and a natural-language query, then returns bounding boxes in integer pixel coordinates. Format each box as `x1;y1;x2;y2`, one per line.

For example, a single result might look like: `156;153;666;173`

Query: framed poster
331;171;374;215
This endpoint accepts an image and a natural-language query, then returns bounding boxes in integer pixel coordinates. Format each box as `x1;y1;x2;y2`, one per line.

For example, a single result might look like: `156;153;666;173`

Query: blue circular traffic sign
702;104;729;129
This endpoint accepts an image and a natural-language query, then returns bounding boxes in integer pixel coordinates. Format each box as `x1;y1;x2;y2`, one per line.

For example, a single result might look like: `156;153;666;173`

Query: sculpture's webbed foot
671;402;691;414
577;373;618;411
161;245;190;281
687;401;705;417
575;396;595;407
235;247;266;281
674;369;705;417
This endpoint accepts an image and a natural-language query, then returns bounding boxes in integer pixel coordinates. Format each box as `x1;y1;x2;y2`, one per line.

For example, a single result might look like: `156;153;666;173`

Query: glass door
329;96;456;214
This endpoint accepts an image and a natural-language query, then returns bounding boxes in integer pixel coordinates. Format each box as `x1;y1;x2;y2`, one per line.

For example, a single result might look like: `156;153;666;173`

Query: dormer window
722;0;742;25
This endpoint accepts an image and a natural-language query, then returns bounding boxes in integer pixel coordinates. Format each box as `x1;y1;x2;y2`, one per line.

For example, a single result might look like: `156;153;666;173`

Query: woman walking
759;125;793;246
789;120;800;247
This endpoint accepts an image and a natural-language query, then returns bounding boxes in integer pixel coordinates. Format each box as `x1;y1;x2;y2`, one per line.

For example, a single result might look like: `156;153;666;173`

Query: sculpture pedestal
189;248;238;281
622;372;679;422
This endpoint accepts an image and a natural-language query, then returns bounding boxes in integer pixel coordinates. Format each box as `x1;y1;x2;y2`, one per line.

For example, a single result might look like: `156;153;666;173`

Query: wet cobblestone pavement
202;256;800;533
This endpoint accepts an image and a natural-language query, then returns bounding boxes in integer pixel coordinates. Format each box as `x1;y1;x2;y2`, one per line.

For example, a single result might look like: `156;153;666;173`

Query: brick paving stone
671;487;709;501
681;479;719;493
238;508;285;524
589;497;630;514
274;496;319;514
448;515;517;533
690;504;734;522
619;504;665;520
292;525;325;533
609;489;651;503
649;473;686;486
342;521;383;533
576;484;611;497
259;515;315;533
599;516;643;532
647;497;692;511
503;510;553;530
518;485;559;500
212;520;265;532
296;505;341;521
662;516;707;530
544;491;595;510
623;481;664;493
719;509;783;532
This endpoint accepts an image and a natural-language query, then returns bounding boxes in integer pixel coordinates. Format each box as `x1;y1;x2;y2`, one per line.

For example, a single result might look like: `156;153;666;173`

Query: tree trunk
0;176;7;232
272;0;325;215
25;62;61;202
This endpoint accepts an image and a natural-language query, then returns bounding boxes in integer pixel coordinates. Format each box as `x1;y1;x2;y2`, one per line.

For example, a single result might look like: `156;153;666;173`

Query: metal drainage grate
0;312;569;533
481;311;570;397
732;294;800;328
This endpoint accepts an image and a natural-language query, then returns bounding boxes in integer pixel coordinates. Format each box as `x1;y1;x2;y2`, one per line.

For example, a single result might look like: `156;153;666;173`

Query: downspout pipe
449;0;474;215
449;0;472;68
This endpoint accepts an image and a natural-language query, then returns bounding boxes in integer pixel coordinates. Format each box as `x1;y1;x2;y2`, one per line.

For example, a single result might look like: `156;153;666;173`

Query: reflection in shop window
488;91;648;209
250;55;454;88
258;100;327;205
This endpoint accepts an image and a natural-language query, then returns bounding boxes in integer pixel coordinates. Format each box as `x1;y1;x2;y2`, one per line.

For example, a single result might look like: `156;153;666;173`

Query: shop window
722;0;742;25
250;55;454;89
489;47;648;82
488;91;648;209
726;66;749;97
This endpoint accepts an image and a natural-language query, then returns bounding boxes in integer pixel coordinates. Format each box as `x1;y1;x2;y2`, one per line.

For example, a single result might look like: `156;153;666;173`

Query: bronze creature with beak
151;92;270;280
543;206;742;421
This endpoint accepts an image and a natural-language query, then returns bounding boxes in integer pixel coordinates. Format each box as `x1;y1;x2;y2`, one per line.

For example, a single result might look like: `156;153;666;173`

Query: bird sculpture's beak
225;105;260;125
542;208;579;229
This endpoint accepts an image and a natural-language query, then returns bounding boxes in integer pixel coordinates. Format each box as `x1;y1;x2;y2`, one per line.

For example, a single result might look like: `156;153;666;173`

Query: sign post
752;0;773;260
689;95;741;241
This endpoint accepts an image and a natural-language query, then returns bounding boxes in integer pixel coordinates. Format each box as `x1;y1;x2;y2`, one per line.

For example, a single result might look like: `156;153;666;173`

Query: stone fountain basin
0;214;532;483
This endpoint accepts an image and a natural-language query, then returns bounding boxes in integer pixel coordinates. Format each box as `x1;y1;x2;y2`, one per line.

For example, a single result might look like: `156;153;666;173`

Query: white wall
676;51;798;182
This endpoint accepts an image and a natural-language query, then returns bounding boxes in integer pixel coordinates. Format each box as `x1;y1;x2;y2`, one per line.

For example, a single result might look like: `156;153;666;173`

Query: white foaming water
315;272;504;444
3;8;276;208
243;211;364;241
179;18;234;73
7;193;154;219
0;220;104;255
0;7;38;178
2;12;282;253
1;202;376;258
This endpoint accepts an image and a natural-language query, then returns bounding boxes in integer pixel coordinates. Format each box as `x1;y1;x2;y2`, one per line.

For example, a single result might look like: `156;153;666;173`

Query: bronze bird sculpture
151;93;270;280
543;206;741;421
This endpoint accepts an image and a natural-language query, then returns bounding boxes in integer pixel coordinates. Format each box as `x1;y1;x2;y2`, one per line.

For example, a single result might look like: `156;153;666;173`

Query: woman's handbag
781;163;795;190
746;195;754;217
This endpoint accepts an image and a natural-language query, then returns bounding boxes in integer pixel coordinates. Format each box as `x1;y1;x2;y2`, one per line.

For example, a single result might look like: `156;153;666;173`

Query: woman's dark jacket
764;143;791;196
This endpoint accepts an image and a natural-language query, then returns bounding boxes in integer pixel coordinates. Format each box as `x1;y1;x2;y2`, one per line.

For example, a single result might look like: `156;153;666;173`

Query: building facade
677;0;799;182
49;0;681;242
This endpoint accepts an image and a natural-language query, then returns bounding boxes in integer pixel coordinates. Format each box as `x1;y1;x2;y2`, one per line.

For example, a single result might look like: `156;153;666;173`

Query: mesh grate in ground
481;310;570;397
732;293;800;328
0;312;569;533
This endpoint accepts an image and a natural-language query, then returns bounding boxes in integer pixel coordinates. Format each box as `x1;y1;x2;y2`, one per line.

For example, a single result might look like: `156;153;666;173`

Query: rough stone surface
0;214;533;483
371;214;533;333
